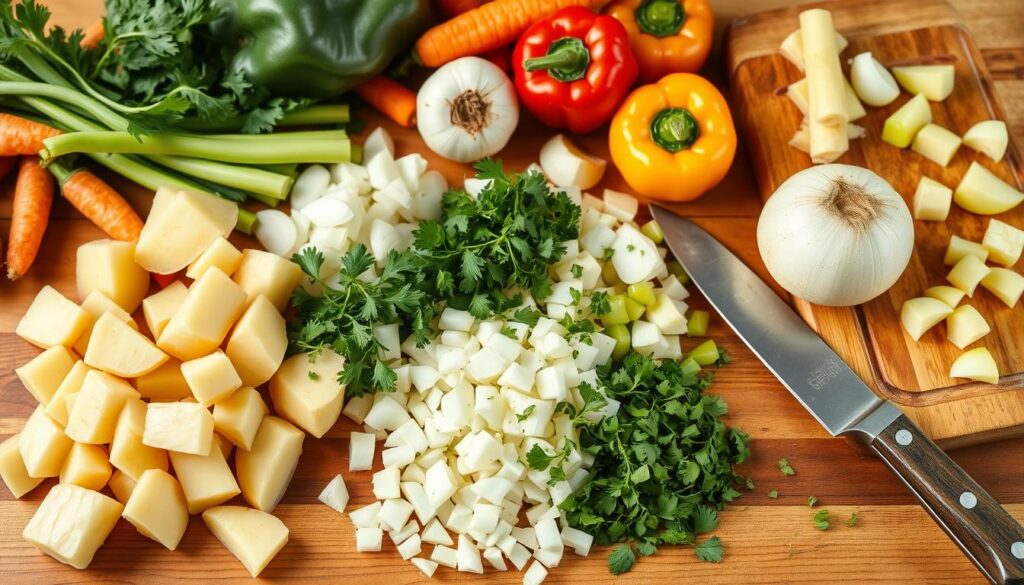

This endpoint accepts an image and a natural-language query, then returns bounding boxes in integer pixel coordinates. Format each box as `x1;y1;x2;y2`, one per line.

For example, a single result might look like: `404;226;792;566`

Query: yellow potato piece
169;444;240;515
181;351;242;407
980;268;1024;308
76;239;150;313
923;286;965;309
22;483;124;570
950;347;999;384
59;443;112;492
134;358;192;402
233;249;302;312
143;402;215;456
270;350;346;439
945;305;991;349
947;255;991;297
954;162;1024;215
225;295;288;387
235;416;304;513
46;361;92;426
982;219;1024;267
85;313;169;378
142;281;188;339
108;470;137;505
213;387;268;452
135;188;237;275
65;370;141;445
20;405;73;478
0;434;43;498
15;345;76;406
900;297;953;341
944;235;988;266
109;397;168;481
123;469;189;550
158;268;247;361
73;289;138;356
187;236;243;280
16;285;91;350
203;506;289;578
214;432;236;459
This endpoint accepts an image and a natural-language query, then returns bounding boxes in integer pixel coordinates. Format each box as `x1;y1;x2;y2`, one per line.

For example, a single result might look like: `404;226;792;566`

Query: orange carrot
434;0;481;18
59;168;144;241
415;0;600;67
7;157;54;280
354;77;418;128
80;20;105;50
0;114;61;157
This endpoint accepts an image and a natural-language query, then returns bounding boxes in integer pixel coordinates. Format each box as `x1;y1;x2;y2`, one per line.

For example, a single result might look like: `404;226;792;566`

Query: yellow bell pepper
609;73;736;202
605;0;715;82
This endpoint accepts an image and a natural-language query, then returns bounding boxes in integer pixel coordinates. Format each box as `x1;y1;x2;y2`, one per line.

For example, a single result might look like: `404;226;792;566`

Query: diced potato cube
16;285;90;349
944;235;988;266
45;361;91;426
22;483;124;569
911;123;961;167
65;370;140;445
142;281;188;339
947;255;991;296
202;506;289;578
169;444;240;514
923;285;964;309
158;268;247;361
982;219;1024;267
134;358;193;402
73;290;138;356
186;236;242;280
143;402;214;456
962;120;1008;162
109;397;168;480
980;268;1024;307
19;406;73;478
900;297;953;341
214;432;235;458
123;469;189;550
0;434;43;498
945;305;991;349
181;351;242;407
225;295;287;387
108;470;137;504
912;177;952;221
213;387;268;452
235;417;304;513
85;313;169;378
891;65;955;101
954;162;1024;215
232;249;302;312
881;94;931;148
76;239;150;313
59;443;112;491
135;188;237;274
269;350;346;439
16;345;76;406
949;347;999;384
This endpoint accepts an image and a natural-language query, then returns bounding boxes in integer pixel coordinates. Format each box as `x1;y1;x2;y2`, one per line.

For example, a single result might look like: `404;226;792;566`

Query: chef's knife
651;204;1024;585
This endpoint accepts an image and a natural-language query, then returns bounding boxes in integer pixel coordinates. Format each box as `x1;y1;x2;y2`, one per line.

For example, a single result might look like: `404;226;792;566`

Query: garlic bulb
416;57;519;163
757;164;914;306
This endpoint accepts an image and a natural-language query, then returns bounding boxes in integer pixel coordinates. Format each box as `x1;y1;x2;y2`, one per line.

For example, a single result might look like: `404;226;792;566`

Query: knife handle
870;413;1024;584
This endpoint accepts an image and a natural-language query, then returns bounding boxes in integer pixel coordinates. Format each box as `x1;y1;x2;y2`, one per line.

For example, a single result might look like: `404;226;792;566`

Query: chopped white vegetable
483;547;507;571
422;518;454;546
363;127;395;161
431;544;458;568
411;557;438;578
303;197;356;228
538;134;606;190
356;527;383;552
372;467;401;500
291;165;331;210
349;431;377;471
523;560;549;585
379;498;415;532
396;533;422;560
350;502;381;528
254;209;298;257
456;534;483;574
611;223;664;284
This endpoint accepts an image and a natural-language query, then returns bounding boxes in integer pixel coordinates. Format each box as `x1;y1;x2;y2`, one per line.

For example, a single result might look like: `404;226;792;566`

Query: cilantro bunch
560;353;752;573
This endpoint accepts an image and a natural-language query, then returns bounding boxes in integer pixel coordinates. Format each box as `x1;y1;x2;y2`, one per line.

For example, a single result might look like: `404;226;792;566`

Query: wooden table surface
0;1;1022;583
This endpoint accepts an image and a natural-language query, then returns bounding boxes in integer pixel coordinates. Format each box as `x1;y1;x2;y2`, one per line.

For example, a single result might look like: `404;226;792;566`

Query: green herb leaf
695;536;725;563
813;509;830;531
608;544;636;575
778;458;796;476
307;371;319;381
807;496;818;508
526;444;555;471
516;405;536;422
768;489;778;499
693;504;718;534
846;513;858;527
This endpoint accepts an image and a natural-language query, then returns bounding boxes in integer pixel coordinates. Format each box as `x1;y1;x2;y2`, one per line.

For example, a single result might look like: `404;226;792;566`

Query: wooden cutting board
727;0;1024;446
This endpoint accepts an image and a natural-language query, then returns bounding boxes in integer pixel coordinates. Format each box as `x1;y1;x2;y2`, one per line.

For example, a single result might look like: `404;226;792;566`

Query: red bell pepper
512;6;638;134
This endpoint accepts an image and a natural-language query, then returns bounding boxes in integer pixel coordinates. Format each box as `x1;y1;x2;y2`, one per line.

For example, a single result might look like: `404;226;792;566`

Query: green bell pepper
214;0;431;98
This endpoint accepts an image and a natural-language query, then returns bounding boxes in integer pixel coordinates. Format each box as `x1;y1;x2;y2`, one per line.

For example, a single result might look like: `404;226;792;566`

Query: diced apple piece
232;249;302;312
945;305;991;349
158;268;247;361
538;134;606;190
954;162;1024;215
950;347;999;384
76;239;150;313
46;361;91;425
912;177;953;221
142;281;187;339
891;65;955;101
108;470;136;504
944;235;988;266
22;483;123;570
65;370;140;445
882;94;931;148
911;123;961;167
213;387;268;451
16;285;90;349
0;434;43;498
225;295;287;387
134;358;192;402
982;219;1024;267
186;236;243;280
980;268;1024;307
135;188;237;274
59;443;112;491
16;345;76;406
109;397;168;480
947;255;991;296
270;350;346;439
181;351;242;407
143;402;214;456
169;443;240;514
924;285;964;309
962;120;1008;162
235;416;304;513
900;297;953;341
123;469;189;550
85;313;168;378
202;506;289;578
20;406;73;478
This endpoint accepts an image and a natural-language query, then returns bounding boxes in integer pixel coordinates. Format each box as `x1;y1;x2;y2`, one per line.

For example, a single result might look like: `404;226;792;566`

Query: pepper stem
523;37;590;82
651;107;700;152
635;0;686;37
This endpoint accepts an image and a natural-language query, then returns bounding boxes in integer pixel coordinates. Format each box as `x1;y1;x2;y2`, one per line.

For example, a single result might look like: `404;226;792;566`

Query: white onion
849;52;899;107
757;164;914;306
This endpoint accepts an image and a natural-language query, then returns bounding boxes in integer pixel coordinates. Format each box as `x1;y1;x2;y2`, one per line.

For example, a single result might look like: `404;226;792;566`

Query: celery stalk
149;156;292;200
176;104;351;132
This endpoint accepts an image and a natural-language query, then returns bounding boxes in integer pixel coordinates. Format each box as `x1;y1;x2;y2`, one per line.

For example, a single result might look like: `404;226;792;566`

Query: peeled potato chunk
142;281;188;339
181;351;242;407
233;249;302;312
109;397;168;481
123;469;189;550
235;416;304;513
134;359;192;402
85;313;169;378
15;345;76;406
950;347;999;384
22;483;124;570
947;255;991;297
143;402;215;456
900;297;953;341
135;188;237;274
73;290;138;356
213;387;268;452
912;177;952;221
945;305;991;349
16;285;91;350
169;444;240;515
961;120;1008;162
108;470;136;504
923;285;964;309
202;506;289;578
76;239;150;313
980;268;1024;308
944;235;988;266
0;434;43;498
158;267;247;361
59;443;112;492
891;65;955;101
225;295;288;387
981;219;1024;267
20;406;73;478
186;236;243;280
954;162;1024;215
65;370;141;445
46;361;92;426
270;350;346;438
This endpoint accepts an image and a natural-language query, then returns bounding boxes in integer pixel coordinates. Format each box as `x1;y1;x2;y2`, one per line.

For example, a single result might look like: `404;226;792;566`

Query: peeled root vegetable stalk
7;157;54;280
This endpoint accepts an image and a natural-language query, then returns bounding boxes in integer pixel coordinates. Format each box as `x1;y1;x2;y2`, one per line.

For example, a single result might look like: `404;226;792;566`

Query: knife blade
651;204;1024;585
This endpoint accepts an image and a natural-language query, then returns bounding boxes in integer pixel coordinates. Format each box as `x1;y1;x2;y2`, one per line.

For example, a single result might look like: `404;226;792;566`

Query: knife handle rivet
1012;541;1024;560
959;491;978;510
895;429;913;445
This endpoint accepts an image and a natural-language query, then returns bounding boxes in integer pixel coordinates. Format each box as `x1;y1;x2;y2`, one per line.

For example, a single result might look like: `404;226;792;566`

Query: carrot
58;167;144;241
80;20;105;50
7;157;54;280
415;0;600;67
433;0;481;18
0;114;61;156
354;77;417;128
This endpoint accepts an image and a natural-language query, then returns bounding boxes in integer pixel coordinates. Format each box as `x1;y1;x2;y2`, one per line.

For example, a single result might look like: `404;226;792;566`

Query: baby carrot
53;164;144;241
0;114;61;157
7;157;54;280
354;76;417;128
80;20;105;50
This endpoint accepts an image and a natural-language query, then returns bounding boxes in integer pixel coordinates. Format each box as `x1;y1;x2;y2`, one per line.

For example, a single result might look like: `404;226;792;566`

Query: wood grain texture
727;0;1024;444
0;0;1022;583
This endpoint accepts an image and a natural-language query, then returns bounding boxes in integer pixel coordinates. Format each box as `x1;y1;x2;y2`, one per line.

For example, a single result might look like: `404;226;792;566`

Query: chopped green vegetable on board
778;458;796;476
695;536;725;563
847;513;859;527
807;496;818;507
814;509;831;531
768;489;779;499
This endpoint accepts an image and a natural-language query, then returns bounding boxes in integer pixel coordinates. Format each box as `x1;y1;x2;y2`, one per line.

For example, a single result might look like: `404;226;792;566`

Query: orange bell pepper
609;73;736;202
605;0;714;82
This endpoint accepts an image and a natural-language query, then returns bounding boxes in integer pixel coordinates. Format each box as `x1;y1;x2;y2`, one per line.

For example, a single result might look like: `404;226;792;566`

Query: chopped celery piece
687;310;710;337
605;324;631;360
623;297;646;321
601;261;620;286
679;357;701;377
667;261;689;283
881;94;931;148
640;220;664;244
686;339;719;366
602;295;630;325
626;282;656;306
